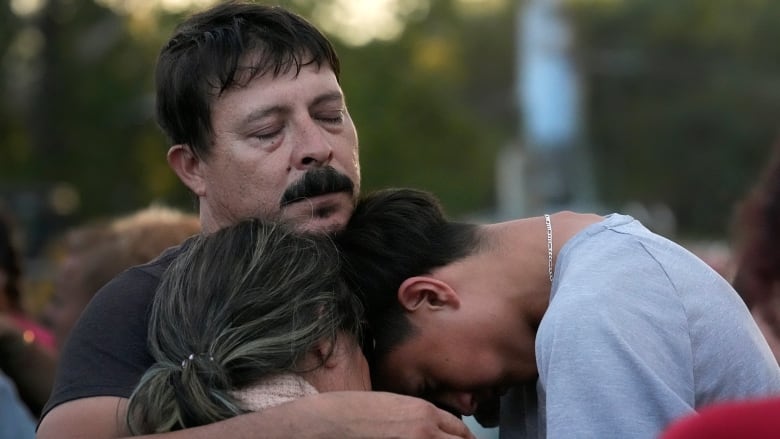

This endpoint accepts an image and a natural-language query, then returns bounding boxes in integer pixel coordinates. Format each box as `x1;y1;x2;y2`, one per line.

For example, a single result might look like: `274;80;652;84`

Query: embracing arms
37;392;475;439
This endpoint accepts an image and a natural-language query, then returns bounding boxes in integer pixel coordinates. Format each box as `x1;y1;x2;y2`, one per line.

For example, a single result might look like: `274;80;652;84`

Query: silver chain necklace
544;214;554;282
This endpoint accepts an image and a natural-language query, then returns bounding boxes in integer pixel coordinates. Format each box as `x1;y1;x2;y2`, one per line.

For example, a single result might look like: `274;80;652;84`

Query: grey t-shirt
500;214;780;439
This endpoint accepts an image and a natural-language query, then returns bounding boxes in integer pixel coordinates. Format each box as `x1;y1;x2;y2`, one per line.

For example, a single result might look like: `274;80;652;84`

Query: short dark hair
155;1;341;159
336;188;481;372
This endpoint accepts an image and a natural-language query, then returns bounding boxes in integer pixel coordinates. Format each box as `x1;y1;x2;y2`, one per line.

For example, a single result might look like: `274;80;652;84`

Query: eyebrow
238;91;345;127
239;105;288;128
311;91;345;107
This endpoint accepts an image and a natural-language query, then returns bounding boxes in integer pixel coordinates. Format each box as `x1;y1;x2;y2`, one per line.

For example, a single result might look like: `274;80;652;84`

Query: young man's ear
167;144;206;196
397;276;460;313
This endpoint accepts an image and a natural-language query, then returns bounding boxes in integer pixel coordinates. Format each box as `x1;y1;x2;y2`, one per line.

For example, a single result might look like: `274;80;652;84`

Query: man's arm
37;392;476;439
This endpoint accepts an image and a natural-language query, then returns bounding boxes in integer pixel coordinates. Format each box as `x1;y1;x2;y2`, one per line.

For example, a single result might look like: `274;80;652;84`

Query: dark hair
732;140;780;310
0;213;22;312
126;219;363;433
155;1;341;159
336;188;481;373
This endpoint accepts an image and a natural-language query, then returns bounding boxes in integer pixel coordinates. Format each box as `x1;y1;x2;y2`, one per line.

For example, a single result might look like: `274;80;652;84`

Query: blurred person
126;219;369;434
0;370;36;439
731;140;780;363
658;140;780;439
42;205;200;349
336;188;780;439
0;212;56;416
0;213;55;350
659;396;780;439
38;2;474;439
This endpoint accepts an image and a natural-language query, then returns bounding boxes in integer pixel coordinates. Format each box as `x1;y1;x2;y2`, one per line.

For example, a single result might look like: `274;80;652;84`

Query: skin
292;333;372;394
37;62;474;439
372;213;603;417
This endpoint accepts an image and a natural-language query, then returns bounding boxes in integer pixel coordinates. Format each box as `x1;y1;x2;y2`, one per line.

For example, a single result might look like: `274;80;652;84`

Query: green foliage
564;0;780;237
0;0;516;238
341;0;515;215
3;0;775;248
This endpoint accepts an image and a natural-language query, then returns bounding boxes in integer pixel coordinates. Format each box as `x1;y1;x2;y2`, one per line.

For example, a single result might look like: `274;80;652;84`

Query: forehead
211;63;344;125
219;61;341;103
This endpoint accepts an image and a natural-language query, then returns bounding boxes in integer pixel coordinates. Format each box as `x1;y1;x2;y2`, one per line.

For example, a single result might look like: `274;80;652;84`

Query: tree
564;0;780;238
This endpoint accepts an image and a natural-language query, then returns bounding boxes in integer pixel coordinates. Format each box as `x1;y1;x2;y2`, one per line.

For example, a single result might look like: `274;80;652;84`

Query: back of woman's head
126;219;362;433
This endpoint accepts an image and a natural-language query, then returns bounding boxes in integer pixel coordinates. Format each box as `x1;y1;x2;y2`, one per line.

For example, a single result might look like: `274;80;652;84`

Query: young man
37;3;473;439
337;188;780;439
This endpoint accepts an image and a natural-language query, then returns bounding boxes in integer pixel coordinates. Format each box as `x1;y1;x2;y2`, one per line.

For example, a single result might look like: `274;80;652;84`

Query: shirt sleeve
535;264;694;439
42;267;158;419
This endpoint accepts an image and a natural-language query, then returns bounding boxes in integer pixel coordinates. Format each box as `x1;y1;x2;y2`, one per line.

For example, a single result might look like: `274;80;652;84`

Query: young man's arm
36;392;476;439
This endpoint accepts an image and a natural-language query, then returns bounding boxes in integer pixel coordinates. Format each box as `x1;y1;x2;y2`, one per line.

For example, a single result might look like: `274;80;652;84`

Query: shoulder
37;396;129;439
87;240;190;311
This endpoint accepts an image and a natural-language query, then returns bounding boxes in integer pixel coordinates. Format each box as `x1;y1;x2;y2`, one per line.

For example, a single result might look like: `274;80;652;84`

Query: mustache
280;167;355;208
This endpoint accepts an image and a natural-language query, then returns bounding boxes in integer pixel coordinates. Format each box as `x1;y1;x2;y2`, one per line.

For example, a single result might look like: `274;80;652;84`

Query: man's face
194;62;360;233
371;319;513;418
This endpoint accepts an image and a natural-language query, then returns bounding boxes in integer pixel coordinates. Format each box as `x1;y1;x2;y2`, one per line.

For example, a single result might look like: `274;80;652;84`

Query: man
336;188;780;439
37;3;473;439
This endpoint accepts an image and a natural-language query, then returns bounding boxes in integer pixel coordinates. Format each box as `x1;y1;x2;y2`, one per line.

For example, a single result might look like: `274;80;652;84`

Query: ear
313;336;343;370
397;276;460;313
167;144;206;196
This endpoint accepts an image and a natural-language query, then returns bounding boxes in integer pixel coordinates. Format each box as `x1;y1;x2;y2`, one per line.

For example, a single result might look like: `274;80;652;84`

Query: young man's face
191;62;360;233
371;317;514;417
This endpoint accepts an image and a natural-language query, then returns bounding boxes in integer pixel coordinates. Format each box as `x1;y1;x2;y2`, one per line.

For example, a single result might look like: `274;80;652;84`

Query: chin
283;198;354;233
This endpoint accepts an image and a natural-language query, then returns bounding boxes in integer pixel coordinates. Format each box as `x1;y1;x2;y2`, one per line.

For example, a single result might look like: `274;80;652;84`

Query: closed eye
316;110;344;124
255;130;282;142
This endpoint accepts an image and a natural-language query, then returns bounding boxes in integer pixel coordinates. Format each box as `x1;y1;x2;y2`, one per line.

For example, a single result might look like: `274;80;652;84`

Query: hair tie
181;353;215;369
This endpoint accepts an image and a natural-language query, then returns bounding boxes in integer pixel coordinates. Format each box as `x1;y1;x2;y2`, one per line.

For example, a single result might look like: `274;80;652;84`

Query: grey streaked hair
126;219;363;433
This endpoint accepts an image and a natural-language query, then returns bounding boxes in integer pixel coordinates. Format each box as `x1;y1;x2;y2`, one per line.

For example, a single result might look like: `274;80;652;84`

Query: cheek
212;161;283;201
434;346;501;387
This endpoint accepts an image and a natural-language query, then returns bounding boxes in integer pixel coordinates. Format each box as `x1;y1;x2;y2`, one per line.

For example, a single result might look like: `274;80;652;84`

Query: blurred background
1;0;778;433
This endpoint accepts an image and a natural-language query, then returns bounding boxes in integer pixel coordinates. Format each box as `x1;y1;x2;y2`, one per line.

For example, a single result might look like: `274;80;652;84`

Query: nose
292;120;333;170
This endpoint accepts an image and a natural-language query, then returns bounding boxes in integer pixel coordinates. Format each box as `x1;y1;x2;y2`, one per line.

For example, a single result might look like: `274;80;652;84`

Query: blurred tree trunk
26;0;64;180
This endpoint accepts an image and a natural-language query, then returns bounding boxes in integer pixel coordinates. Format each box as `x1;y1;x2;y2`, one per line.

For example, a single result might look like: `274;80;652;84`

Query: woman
731;140;780;362
126;219;369;434
0;212;56;416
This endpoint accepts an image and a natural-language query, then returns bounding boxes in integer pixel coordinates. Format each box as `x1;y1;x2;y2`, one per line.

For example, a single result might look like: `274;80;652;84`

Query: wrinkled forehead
217;48;327;94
